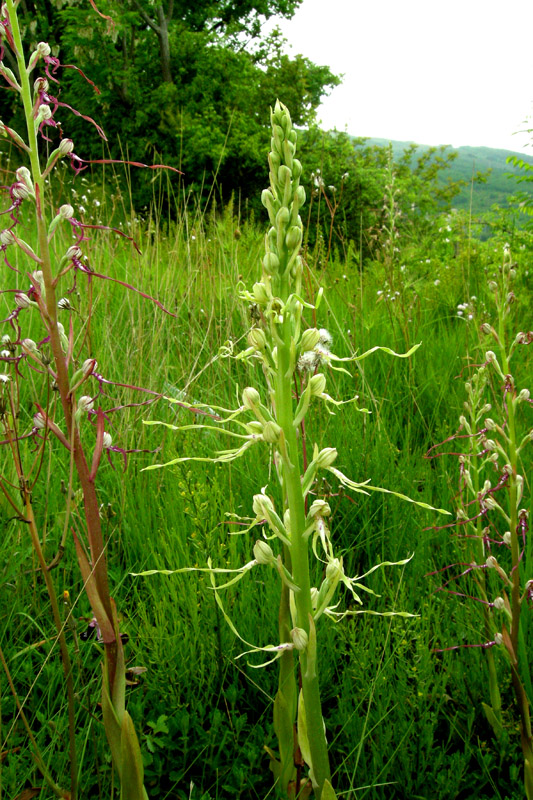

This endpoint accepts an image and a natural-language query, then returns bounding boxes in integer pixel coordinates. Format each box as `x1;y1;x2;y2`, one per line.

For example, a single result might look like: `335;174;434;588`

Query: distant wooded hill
367;138;533;214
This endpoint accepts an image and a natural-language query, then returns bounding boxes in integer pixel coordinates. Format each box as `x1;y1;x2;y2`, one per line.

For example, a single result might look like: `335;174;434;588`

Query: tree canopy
0;0;340;207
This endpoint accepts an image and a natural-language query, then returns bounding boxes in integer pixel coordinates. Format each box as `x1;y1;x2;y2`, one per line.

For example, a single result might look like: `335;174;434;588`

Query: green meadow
1;169;531;798
1;3;532;798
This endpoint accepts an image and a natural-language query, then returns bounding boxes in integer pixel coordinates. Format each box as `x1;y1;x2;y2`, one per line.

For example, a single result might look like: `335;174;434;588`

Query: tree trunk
157;4;172;83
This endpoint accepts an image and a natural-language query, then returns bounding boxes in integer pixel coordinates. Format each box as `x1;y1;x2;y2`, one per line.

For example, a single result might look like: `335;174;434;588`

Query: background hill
367;138;533;213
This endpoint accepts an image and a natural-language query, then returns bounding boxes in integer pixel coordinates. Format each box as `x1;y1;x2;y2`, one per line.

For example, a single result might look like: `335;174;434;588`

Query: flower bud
262;420;281;444
518;388;530;402
21;338;38;355
484;418;496;430
0;228;15;245
82;358;97;376
285;225;302;251
315;447;338;469
103;432;113;449
493;597;505;610
300;328;320;351
253;540;275;565
66;245;82;261
15;292;31;308
308;499;331;518
261;252;280;276
494;632;503;646
33;411;46;429
37;42;51;57
59;204;74;219
11;181;31;200
242;387;260;412
326;558;343;581
503;531;511;545
248;328;266;350
253;281;270;305
275;207;290;229
252;492;275;521
36;104;52;122
486;556;498;568
59;138;75;156
77;395;94;414
294;184;305;208
34;77;49;94
277;164;291;186
309;373;326;396
290;627;308;651
246;420;264;435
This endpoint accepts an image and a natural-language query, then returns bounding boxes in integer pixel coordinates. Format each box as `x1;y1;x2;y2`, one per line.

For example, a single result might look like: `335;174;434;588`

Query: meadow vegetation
1;3;532;799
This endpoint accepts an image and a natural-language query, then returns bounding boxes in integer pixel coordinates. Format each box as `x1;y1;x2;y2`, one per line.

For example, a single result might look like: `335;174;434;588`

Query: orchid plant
140;101;450;799
0;2;177;797
428;246;532;798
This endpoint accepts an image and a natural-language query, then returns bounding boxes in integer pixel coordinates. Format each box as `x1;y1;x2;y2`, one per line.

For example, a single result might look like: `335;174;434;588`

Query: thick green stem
273;286;331;797
275;560;297;792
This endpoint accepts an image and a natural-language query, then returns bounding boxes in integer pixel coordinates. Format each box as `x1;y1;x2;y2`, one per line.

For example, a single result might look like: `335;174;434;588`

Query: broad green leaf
120;711;147;800
322;779;338;799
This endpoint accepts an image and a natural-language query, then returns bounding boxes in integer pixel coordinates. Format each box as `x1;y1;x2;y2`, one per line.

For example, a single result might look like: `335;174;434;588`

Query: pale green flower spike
140;99;449;800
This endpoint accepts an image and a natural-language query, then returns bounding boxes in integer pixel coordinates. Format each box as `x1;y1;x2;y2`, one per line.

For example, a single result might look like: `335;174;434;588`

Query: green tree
1;1;339;209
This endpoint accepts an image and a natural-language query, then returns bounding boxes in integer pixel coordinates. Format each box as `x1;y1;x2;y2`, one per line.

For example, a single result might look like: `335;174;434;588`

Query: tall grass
1;146;532;798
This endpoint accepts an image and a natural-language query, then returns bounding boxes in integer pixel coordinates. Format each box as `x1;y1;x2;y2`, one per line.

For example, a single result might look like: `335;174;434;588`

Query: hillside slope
367;138;533;213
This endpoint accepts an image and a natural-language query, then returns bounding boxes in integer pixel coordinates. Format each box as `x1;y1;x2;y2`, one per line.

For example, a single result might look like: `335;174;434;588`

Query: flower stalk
141;100;446;799
1;3;148;796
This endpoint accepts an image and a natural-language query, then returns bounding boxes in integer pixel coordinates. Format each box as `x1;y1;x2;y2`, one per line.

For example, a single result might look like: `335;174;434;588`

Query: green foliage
0;0;338;210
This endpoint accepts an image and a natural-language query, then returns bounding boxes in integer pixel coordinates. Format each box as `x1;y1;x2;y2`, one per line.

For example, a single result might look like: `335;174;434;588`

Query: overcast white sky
264;0;533;153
